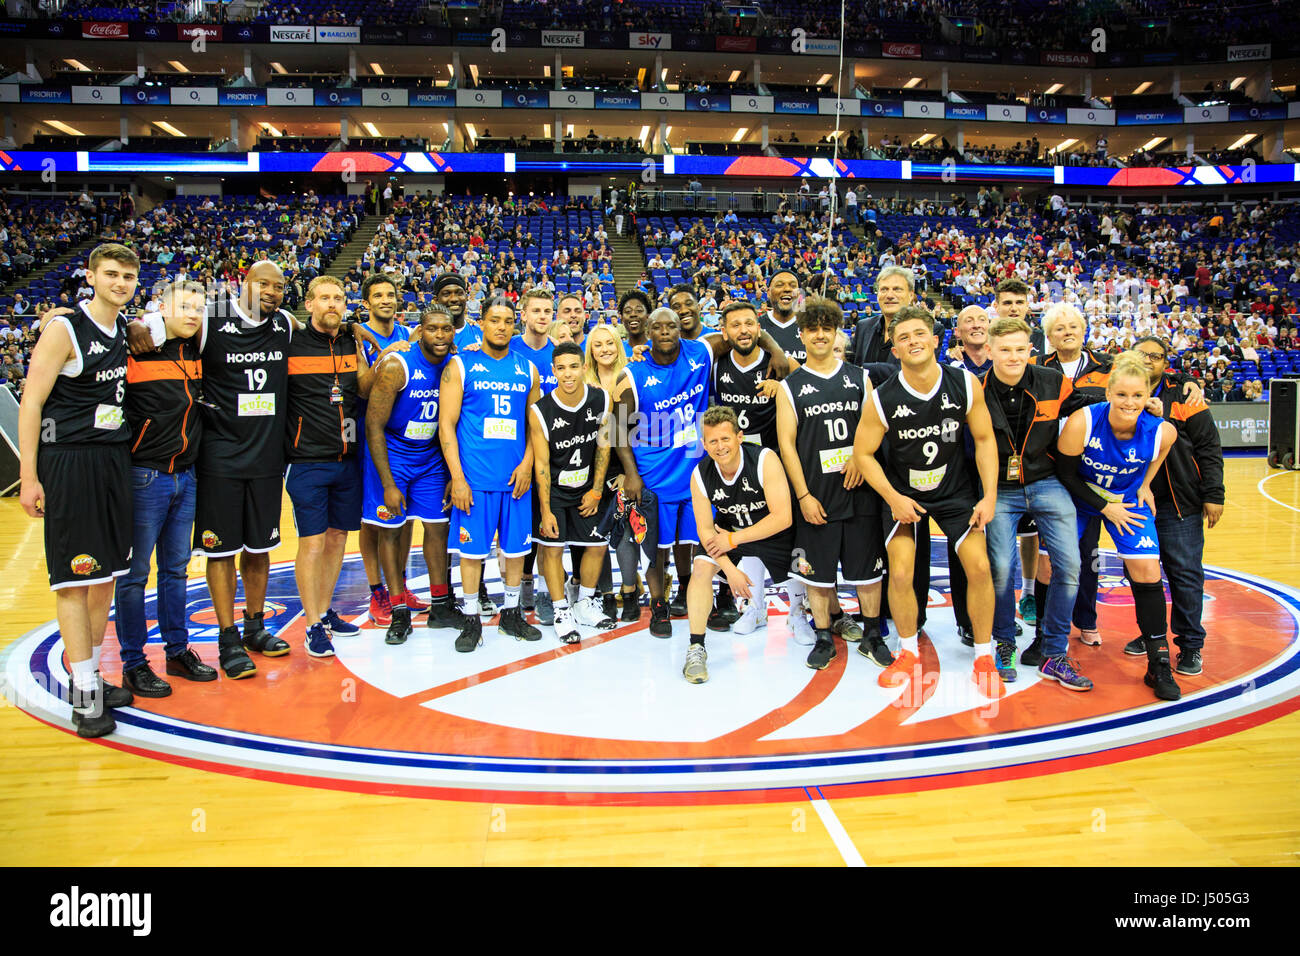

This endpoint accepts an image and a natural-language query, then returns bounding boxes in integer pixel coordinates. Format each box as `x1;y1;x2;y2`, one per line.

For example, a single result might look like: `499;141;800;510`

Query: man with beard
365;306;469;645
557;293;589;350
761;271;804;363
434;272;484;353
618;289;651;355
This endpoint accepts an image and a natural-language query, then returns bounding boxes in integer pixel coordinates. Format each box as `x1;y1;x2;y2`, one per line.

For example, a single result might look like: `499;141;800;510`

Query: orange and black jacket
285;322;360;463
125;336;203;473
1151;372;1225;515
981;364;1090;486
1039;348;1111;400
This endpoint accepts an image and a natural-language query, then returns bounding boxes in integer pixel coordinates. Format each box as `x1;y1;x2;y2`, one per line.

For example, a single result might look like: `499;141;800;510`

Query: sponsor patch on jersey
483;417;517;441
93;404;124;431
238;393;276;416
819;446;852;474
376;505;394;521
459;526;472;544
403;421;437;440
70;554;101;576
908;464;947;491
558;467;590;489
201;530;221;549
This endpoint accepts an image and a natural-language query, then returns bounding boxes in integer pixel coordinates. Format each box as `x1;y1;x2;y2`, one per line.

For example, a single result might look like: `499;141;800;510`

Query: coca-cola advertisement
82;21;129;39
882;42;921;58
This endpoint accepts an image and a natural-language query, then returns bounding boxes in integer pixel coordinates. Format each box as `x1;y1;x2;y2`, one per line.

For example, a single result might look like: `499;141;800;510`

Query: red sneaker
878;649;921;689
403;589;429;613
369;586;392;627
972;655;1007;700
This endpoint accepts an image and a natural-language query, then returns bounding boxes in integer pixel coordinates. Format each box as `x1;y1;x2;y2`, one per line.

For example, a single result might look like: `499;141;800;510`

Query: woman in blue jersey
1056;351;1181;701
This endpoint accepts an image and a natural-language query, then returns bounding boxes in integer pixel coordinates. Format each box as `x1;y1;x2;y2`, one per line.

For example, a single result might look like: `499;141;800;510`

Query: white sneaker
683;643;709;684
574;595;616;630
554;605;581;645
478;583;497;619
788;601;817;646
732;599;767;635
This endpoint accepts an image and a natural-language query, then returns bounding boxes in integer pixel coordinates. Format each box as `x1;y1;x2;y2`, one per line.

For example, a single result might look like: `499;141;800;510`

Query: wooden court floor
1;457;1297;867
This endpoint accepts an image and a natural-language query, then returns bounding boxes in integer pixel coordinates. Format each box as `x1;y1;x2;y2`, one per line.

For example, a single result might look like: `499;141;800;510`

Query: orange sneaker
972;655;1007;700
878;649;921;688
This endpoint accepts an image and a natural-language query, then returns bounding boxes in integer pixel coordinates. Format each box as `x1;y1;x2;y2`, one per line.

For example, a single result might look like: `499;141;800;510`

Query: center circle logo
4;550;1298;805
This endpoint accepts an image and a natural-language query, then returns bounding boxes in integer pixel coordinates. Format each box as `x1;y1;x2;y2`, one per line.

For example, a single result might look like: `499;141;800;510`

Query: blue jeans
988;477;1080;659
1156;508;1207;650
113;467;197;670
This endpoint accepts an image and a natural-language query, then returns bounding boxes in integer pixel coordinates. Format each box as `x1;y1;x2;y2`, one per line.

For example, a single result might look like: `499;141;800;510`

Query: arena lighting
168;60;189;73
661;68;668;81
154;122;186;137
270;62;287;74
903;77;922;89
664;125;672;139
469;64;479;84
1053;137;1078;153
912;132;935;145
638;124;650;145
63;59;91;71
543;65;551;77
446;64;454;75
731;127;749;142
1227;133;1257;150
543;124;550;137
260;122;282;136
465;123;478;143
1141;137;1166;150
45;120;84;136
816;73;832;85
566;124;574;136
1044;83;1063;94
728;70;741;82
1229;77;1246;90
1131;81;1152;95
363;122;380;136
370;63;384;76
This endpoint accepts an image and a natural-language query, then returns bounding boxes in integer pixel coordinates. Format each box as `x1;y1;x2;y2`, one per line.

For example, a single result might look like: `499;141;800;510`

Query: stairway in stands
605;215;647;298
290;213;379;322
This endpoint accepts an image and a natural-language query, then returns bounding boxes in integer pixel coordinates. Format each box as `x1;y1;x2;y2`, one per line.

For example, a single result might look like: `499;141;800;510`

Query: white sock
503;585;520;610
554;598;570;612
91;645;102;672
975;642;994;660
70;659;97;695
786;577;807;610
1022;575;1034;595
579;585;596;601
739;557;766;604
463;595;480;617
899;634;919;656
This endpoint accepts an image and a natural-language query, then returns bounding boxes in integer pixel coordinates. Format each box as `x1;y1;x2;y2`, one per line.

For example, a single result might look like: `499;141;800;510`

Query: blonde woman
1056;351;1180;702
548;320;574;345
584;324;642;621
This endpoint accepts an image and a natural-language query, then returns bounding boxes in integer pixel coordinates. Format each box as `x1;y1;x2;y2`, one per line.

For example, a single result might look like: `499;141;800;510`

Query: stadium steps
13;234;101;301
286;213;378;322
604;215;646;296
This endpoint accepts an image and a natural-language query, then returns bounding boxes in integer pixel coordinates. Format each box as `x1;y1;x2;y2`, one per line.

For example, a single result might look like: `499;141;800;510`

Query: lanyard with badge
169;342;217;411
995;381;1028;482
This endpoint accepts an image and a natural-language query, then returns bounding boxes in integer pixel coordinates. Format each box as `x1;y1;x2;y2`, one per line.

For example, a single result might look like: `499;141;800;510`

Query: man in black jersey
853;305;1006;701
684;405;794;683
20;243;140;737
761;271;804;363
775;297;891;672
529;342;617;644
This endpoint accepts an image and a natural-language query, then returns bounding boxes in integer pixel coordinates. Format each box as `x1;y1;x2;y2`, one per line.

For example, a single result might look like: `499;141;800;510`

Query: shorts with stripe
790;514;884;587
883;495;980;551
194;472;283;556
361;446;450;528
38;443;132;590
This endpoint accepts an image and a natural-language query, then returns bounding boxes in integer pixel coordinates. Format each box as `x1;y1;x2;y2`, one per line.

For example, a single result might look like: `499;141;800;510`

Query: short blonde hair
1042;302;1086;339
989;317;1033;341
1107;350;1152;392
307;274;345;297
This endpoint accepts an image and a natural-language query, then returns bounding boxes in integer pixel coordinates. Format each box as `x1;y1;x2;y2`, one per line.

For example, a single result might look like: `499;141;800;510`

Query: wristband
728;531;736;550
798;492;810;501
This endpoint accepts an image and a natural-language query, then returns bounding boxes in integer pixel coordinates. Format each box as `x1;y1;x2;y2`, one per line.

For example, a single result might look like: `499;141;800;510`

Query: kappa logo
269;528;279;540
1087;437;1104;450
1137;536;1155;549
797;383;818;397
644;375;661;387
712;487;727;502
411;370;426;381
719;372;733;384
552;418;566;430
892;405;916;419
470;363;489;373
219;322;240;334
86;341;108;356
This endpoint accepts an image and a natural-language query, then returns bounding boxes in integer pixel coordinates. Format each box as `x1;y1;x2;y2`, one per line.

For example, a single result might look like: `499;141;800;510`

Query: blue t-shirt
453;350;537;491
1077;403;1163;507
624;337;712;501
510;335;558;394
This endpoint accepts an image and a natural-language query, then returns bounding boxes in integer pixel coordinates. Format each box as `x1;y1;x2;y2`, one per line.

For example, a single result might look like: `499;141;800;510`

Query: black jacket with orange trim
981;363;1091;486
285;321;360;463
125;336;203;474
1150;372;1225;514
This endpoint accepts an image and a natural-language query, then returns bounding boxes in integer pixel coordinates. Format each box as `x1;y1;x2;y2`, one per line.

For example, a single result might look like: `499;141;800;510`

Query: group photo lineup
0;0;1297;893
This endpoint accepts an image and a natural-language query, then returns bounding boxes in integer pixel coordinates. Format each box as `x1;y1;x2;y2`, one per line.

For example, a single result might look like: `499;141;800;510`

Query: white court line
809;790;867;867
1257;470;1300;515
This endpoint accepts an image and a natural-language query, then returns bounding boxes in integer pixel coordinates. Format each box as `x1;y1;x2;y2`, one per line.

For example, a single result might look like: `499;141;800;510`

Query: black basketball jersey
692;443;777;532
531;383;609;506
871;363;976;503
781;360;879;519
712;347;777;448
198;298;293;477
42;302;130;446
762;310;805;364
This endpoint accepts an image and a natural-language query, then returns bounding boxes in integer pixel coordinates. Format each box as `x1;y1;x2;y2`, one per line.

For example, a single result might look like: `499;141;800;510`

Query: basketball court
2;457;1297;866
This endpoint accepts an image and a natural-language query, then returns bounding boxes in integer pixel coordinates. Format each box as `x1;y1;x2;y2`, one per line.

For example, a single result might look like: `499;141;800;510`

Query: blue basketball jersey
625;336;712;500
383;344;450;461
360;320;413;364
455;322;484;352
1078;403;1163;505
454;350;536;491
510;336;558;394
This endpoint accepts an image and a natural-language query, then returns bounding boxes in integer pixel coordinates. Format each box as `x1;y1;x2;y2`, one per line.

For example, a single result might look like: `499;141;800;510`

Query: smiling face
87;257;139;310
724;307;760;356
552;350;585;396
702;418;743;469
558;296;586;337
587;325;621;371
956;307;989;348
1106;371;1151;426
669;289;701;336
1047;312;1086;358
875;272;914;320
990;329;1031;382
241;261;285;319
436;282;466;320
890;317;939;370
522;296;554;336
418;311;455;360
365;279;398;324
307;280;347;334
800;319;838;363
620;298;647;336
767;272;798;317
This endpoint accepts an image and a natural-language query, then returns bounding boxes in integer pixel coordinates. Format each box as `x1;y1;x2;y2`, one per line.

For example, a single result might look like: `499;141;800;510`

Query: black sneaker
121;663;171;698
165;647;218;682
958;626;974;647
1123;636;1146;656
1019;634;1046;668
428;600;470;631
602;593;618;621
668;584;689;618
620;590;640;623
218;626;256;679
98;673;134;709
386;606;413;645
70;685;115;738
1143;637;1181;701
499;606;542;642
857;629;894;667
243;612;290;657
454;615;483;653
649;598;672;637
708;584;739;629
1175;648;1203;676
806;637;837;670
521;576;536;612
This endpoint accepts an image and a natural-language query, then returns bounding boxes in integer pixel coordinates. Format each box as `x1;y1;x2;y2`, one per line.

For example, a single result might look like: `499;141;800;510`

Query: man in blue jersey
667;284;722;344
557;293;588;350
612;306;790;637
440;298;543;651
364;306;468;645
356;274;421;627
434;273;484;352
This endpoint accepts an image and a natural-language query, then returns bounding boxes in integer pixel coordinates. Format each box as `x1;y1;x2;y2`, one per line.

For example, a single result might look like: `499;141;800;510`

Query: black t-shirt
986;372;1034;488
